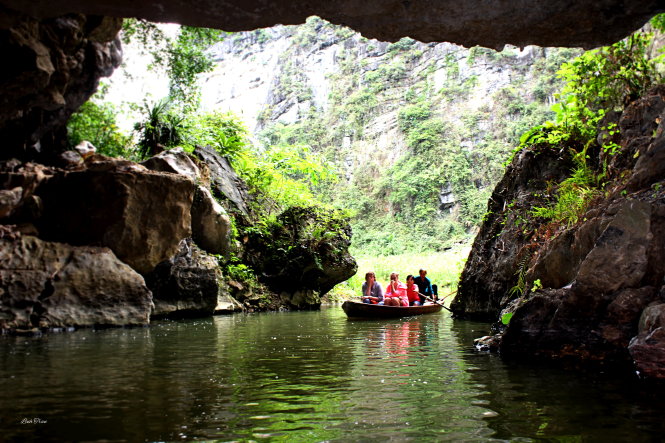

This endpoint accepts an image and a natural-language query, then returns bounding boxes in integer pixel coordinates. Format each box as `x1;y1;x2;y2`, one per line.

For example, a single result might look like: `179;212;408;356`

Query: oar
438;290;457;301
419;292;453;312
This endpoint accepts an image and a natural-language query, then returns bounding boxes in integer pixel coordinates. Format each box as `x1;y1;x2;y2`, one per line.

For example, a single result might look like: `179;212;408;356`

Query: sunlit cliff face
0;0;662;48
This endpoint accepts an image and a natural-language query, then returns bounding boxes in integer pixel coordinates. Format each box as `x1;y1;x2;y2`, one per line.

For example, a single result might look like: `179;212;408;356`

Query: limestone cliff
457;86;665;378
176;18;582;249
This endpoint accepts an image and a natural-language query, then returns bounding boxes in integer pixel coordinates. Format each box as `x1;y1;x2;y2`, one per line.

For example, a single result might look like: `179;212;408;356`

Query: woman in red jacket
384;272;409;306
406;275;422;306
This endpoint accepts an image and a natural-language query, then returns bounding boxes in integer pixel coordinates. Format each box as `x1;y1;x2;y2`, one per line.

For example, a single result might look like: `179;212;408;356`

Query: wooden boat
341;300;443;319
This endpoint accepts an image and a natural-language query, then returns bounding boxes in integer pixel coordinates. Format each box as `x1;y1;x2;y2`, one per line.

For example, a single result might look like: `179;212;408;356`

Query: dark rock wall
145;238;234;318
0;10;121;162
452;144;575;321
0;0;662;49
456;87;665;377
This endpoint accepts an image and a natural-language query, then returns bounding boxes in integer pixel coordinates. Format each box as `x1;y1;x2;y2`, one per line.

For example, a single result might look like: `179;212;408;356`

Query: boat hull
341;300;443;318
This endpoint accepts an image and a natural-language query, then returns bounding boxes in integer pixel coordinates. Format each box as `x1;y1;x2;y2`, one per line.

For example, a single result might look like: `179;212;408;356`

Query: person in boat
414;268;433;305
406;275;422;306
361;271;384;304
384;272;409;306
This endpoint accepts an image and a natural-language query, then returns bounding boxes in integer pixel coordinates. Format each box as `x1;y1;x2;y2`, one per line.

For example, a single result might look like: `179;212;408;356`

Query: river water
1;306;664;442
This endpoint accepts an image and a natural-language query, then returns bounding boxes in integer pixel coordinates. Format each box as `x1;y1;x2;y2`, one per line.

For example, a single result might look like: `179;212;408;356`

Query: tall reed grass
329;244;471;303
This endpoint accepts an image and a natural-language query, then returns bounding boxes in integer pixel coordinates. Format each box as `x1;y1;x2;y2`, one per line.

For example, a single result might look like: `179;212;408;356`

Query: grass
328;243;471;304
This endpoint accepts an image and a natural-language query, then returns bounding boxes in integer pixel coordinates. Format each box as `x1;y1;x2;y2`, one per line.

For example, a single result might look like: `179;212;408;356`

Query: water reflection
452;320;665;442
1;308;664;441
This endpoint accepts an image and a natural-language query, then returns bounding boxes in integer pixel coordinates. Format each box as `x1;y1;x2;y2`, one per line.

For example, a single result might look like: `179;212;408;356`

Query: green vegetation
133;98;186;159
182;110;250;158
166;26;227;107
501;312;514;325
519;22;663;229
66;92;132;158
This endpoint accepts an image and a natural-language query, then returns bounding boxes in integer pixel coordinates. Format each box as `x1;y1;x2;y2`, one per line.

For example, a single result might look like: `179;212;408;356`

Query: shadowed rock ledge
0;0;662;49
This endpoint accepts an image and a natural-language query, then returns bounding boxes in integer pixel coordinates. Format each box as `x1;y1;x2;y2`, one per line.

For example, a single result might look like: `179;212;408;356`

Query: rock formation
0;155;203;328
0;9;122;162
0;143;357;330
193;145;251;217
454;86;665;377
0;234;153;329
142;148;232;257
144;238;240;318
34;155;195;274
243;206;358;308
1;0;662;49
452;144;575;321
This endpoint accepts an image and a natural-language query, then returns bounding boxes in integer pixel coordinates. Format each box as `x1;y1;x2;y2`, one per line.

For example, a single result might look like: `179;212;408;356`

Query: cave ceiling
1;0;663;48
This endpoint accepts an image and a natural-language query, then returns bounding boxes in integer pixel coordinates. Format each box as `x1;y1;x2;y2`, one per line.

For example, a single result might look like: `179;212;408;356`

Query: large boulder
143;149;232;257
33;156;195;274
141;147;201;181
144;238;241;318
244;206;357;308
500;200;659;365
191;185;231;257
629;303;665;378
0;234;152;330
0;10;122;162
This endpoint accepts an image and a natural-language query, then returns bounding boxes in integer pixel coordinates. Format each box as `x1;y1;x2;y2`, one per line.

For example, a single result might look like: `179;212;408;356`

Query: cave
1;0;665;380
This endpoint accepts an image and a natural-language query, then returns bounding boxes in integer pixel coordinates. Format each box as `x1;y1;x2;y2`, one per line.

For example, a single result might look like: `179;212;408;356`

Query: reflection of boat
341;300;443;318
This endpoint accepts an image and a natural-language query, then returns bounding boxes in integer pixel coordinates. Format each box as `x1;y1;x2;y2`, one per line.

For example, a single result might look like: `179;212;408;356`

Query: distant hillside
108;17;581;254
195;17;580;254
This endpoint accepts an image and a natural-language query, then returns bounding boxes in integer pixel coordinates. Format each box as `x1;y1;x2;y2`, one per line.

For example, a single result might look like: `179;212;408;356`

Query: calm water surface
1;306;664;442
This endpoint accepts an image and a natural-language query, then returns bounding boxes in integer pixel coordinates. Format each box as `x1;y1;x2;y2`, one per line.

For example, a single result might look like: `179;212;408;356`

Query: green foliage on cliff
521;21;663;228
166;27;227;107
248;26;577;255
553;30;662;142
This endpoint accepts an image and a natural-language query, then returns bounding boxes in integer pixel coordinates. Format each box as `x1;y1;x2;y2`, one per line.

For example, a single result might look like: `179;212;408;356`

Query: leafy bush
183;111;249;158
121;20;226;110
398;102;432;133
387;37;417;53
237;144;338;216
67;101;131;158
553;29;662;145
133;98;186;159
166;26;227;107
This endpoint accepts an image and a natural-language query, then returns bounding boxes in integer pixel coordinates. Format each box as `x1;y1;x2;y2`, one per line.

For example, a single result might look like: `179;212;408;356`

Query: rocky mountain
188;17;581;252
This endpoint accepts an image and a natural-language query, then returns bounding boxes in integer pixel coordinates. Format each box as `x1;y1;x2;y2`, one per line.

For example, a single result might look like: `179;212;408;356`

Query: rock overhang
0;0;663;49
